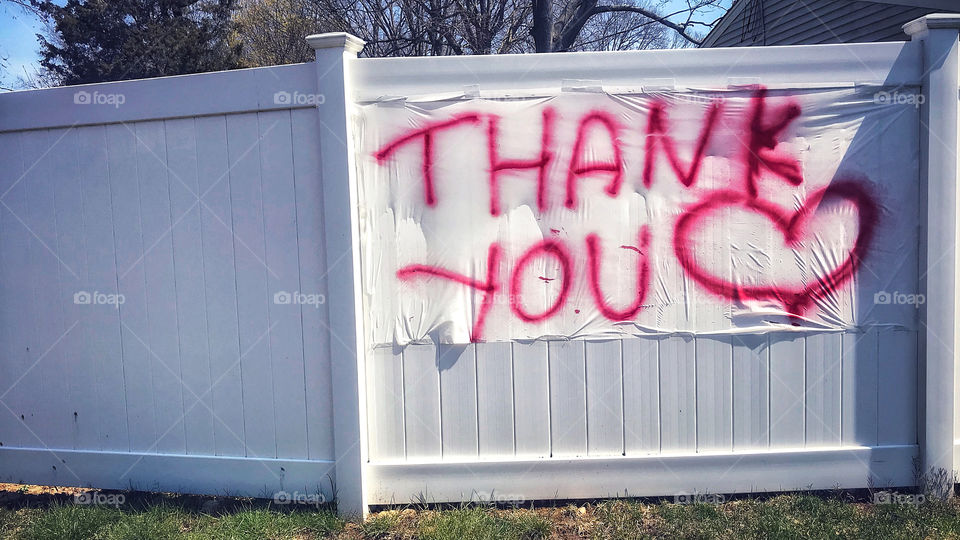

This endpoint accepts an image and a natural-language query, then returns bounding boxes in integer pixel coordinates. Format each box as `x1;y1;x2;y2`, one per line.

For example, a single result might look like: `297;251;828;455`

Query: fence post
905;14;960;495
306;32;369;516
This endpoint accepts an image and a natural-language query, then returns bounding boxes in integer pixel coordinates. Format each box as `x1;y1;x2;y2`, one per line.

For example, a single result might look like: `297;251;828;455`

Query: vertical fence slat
259;109;309;460
732;334;769;450
439;343;479;458
366;346;405;461
805;333;842;447
0;132;32;449
585;340;623;456
476;341;514;456
11;130;46;449
659;336;696;452
696;336;733;452
549;340;587;457
290;107;336;460
878;330;918;445
76;125;127;452
195;115;246;457
622;338;660;455
51;128;94;451
841;330;878;447
106;123;157;453
769;334;805;448
226;113;276;459
164;117;216;456
135;120;187;455
512;342;550;457
403;343;442;459
21;129;71;451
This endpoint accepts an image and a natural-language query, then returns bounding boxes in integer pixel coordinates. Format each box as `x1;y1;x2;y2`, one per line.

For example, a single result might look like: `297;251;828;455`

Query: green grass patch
19;502;123;540
358;510;401;539
417;507;551;540
203;507;342;540
5;491;960;539
592;494;960;540
4;500;343;540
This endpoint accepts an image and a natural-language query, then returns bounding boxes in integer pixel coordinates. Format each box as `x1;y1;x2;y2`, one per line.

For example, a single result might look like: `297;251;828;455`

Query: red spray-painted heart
673;179;880;316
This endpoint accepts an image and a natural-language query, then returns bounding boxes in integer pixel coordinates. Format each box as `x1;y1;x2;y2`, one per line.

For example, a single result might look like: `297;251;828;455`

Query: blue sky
0;1;47;89
0;0;732;90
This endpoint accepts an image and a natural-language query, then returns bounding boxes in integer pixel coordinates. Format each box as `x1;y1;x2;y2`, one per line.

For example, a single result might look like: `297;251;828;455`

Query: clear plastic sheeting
355;87;921;346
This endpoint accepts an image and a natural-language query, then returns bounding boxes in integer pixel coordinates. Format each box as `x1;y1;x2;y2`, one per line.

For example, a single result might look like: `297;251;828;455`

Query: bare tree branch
233;0;726;61
590;4;704;45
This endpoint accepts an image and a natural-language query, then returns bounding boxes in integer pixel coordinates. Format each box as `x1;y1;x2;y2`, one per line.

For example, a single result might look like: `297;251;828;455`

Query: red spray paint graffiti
586;226;651;321
672;179;879;316
396;243;502;343
378;87;881;340
374;113;481;207
564;110;624;209
743;87;804;198
489;108;555;216
510;239;573;323
397;231;652;341
643;100;723;188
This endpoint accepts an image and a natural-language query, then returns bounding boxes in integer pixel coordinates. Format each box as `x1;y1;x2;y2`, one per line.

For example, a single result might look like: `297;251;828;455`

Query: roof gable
701;0;960;48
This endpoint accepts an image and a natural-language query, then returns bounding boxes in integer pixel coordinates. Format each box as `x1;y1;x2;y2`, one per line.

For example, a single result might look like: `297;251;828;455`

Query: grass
417;507;552;540
589;494;960;540
0;500;344;540
4;490;960;539
358;511;401;539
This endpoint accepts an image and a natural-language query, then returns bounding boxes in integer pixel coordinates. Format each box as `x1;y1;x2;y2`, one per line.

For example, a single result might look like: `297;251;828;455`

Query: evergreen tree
35;0;242;85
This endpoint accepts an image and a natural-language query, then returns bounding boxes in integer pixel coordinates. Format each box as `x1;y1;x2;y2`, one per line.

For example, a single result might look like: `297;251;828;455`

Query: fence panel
0;23;956;515
354;40;926;505
0;63;338;500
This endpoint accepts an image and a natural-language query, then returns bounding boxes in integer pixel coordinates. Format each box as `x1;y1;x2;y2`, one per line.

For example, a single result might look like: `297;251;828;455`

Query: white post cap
904;13;960;37
306;32;366;53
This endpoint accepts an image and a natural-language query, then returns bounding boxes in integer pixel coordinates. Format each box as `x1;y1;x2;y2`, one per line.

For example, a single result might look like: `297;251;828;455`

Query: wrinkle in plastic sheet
355;87;921;346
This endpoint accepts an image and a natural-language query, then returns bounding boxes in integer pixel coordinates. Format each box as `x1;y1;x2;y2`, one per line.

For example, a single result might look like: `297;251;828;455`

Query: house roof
701;0;960;47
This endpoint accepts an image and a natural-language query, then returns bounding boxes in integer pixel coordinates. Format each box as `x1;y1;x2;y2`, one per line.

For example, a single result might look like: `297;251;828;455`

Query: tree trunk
555;0;598;51
531;0;553;52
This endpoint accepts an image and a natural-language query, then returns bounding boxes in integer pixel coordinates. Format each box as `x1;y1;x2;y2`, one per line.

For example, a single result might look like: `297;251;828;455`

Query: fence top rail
352;41;922;101
0;62;317;133
0;40;922;133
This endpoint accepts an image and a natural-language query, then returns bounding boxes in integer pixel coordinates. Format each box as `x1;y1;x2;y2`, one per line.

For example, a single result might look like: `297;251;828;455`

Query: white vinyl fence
0;15;958;516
